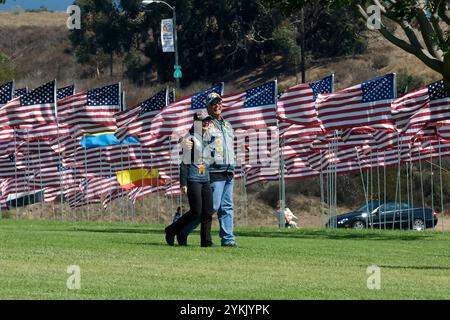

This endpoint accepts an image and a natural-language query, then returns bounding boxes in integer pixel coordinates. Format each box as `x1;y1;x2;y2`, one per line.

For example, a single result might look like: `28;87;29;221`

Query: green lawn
0;219;449;299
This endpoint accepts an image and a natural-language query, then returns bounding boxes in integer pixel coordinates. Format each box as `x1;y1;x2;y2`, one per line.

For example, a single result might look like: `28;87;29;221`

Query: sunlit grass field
0;219;449;299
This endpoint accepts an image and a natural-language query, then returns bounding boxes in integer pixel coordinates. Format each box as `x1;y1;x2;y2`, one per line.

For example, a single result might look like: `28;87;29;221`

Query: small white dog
284;208;299;228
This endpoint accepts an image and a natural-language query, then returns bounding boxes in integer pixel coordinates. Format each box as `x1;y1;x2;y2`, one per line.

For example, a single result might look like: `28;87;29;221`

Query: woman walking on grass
164;110;215;247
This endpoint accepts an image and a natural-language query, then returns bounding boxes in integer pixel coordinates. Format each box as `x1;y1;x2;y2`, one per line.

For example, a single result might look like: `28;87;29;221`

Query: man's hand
181;137;193;150
181;186;188;194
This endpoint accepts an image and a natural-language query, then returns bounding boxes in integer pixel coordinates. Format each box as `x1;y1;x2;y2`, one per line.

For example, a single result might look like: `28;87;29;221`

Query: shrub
273;25;301;67
372;54;389;70
0;53;18;83
397;70;428;95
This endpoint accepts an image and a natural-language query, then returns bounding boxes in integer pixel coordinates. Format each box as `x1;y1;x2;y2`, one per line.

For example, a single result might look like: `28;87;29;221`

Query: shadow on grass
379;264;450;271
111;241;165;247
234;229;433;241
70;227;435;242
72;227;166;235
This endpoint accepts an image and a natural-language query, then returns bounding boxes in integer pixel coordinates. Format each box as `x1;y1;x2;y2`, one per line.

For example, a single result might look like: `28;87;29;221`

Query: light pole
142;0;180;88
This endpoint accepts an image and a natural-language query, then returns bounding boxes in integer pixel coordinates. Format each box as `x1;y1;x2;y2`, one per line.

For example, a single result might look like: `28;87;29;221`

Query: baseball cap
205;92;222;106
193;110;212;121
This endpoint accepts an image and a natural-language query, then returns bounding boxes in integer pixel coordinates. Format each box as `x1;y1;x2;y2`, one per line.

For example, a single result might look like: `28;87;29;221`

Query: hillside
0;12;442;98
1;12;449;229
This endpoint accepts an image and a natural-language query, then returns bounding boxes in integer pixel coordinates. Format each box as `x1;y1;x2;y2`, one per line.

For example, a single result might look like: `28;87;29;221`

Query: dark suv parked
326;200;438;230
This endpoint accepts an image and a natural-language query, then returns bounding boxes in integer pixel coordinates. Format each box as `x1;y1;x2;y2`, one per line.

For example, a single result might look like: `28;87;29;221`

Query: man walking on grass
176;92;237;247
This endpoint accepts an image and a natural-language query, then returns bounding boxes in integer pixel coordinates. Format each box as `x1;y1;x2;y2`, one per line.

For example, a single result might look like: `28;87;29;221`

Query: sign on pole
161;19;175;53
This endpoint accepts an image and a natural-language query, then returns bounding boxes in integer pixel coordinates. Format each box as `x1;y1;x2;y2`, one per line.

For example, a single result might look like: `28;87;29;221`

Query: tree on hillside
69;0;123;77
0;53;18;83
264;0;450;92
273;2;366;82
67;0;367;86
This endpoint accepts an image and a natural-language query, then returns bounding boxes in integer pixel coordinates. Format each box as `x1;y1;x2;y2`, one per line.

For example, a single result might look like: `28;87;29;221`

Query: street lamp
142;0;180;89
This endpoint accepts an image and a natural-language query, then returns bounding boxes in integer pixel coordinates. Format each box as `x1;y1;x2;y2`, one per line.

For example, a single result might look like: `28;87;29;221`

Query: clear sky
0;0;75;12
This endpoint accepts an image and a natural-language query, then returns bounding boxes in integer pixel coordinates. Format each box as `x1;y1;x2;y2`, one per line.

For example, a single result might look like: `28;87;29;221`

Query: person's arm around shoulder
180;136;193;150
180;162;188;194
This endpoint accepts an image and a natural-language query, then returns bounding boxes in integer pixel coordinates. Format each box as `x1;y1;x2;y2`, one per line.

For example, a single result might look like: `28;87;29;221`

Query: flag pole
356;147;369;227
53;80;65;221
438;140;444;232
430;152;435;230
27;130;35;209
406;158;410;228
370;151;374;229
275;79;285;228
169;138;174;220
109;165;112;222
99;146;104;222
13;131;18;217
84;148;89;221
418;146;427;227
38;141;44;218
118;144;124;222
243;168;248;226
319;150;325;228
383;150;387;229
25;137;31;219
128;146;135;223
377;158;381;229
140;145;144;223
409;161;414;229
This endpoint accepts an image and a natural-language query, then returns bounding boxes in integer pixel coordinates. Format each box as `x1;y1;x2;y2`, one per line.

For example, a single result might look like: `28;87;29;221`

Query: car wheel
412;218;425;231
352;220;366;229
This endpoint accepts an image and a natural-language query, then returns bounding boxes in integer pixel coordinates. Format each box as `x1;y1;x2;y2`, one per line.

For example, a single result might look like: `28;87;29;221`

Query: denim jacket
209;118;235;173
180;131;215;186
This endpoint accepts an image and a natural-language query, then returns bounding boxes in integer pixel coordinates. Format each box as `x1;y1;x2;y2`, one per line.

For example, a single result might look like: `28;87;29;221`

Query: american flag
0;81;14;107
61;143;173;182
316;73;396;133
168;90;175;104
0;139;17;157
14;88;28;98
115;87;169;139
277;75;333;126
10;140;61;178
0;194;7;210
285;155;318;180
244;166;280;187
144;83;224;144
392;80;450;131
0;176;36;199
10;123;71;141
57;83;120;136
64;143;151;174
0;80;56;128
221;81;277;130
27;164;82;190
123;84;224;184
0;126;13;140
102;188;129;209
66;190;101;209
0;152;23;178
79;176;121;201
436;121;450;141
57;85;75;100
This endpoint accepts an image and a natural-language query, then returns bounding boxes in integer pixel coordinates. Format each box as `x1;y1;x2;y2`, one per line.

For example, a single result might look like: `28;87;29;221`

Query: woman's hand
181;186;188;194
181;138;193;150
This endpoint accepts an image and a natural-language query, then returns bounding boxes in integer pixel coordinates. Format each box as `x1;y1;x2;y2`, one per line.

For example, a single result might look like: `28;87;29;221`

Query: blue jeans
181;177;235;245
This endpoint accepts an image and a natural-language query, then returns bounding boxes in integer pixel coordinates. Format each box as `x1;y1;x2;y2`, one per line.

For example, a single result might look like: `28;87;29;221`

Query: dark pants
181;175;235;245
166;181;213;245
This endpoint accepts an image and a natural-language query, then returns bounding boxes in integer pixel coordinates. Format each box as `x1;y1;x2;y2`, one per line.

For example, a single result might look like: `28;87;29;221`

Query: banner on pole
161;19;175;53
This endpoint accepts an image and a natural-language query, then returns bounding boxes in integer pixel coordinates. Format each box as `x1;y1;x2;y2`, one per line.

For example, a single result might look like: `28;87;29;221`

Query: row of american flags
1;72;450;210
